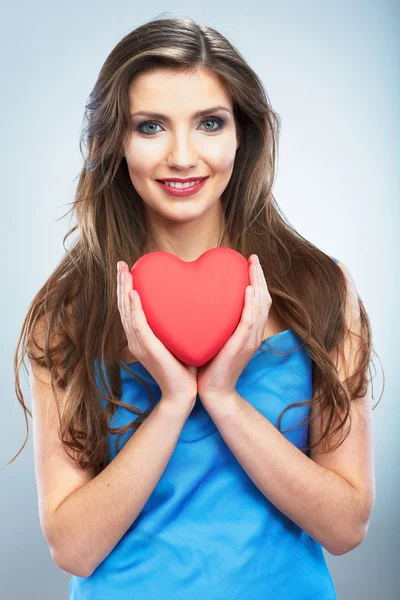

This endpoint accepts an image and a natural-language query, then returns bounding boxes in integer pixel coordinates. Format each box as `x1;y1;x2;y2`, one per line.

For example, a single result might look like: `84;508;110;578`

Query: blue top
69;256;340;599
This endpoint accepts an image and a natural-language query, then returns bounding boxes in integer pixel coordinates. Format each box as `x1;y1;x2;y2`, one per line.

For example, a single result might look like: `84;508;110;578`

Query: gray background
1;1;398;598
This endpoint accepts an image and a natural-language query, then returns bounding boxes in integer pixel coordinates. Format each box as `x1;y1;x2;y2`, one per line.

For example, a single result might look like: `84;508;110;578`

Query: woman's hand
117;261;198;404
196;254;272;406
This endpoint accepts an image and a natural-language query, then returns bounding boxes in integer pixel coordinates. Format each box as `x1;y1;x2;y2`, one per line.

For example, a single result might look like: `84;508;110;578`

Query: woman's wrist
160;391;197;415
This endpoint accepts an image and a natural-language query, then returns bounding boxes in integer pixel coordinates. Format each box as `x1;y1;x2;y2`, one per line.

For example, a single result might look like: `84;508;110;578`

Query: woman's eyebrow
130;105;231;120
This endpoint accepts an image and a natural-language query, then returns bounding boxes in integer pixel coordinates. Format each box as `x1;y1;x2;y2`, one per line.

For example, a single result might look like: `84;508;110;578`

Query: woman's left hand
197;254;272;407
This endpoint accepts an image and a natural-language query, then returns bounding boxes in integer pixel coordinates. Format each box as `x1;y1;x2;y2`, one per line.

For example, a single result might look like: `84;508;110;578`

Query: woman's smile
155;176;209;197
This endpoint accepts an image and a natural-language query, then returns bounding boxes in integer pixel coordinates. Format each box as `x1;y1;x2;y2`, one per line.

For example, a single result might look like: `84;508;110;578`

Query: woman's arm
203;390;371;556
200;261;374;557
48;395;194;577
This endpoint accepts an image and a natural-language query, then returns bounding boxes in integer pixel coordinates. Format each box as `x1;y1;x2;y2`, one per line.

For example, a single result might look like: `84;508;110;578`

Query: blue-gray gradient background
1;1;398;599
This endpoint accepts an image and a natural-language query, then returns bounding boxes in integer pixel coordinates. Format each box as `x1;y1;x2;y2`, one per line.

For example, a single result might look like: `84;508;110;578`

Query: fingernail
121;272;125;284
117;262;121;273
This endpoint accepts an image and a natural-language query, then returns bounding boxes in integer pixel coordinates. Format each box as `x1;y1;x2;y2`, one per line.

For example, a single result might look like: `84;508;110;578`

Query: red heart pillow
130;248;251;367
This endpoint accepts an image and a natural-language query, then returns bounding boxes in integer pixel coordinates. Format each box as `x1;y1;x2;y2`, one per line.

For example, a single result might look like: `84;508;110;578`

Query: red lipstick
156;176;209;197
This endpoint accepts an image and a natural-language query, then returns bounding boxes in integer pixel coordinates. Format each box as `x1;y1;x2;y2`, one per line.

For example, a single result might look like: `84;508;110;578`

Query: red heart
130;248;251;367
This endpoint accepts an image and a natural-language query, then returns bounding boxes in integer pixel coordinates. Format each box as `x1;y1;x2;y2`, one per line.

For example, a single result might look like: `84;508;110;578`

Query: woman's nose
167;132;199;169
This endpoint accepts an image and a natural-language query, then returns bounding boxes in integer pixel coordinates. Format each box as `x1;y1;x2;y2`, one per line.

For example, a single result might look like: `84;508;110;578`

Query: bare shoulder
334;260;360;318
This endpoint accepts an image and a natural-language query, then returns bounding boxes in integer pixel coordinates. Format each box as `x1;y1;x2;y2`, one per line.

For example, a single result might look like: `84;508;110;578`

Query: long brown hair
8;14;383;474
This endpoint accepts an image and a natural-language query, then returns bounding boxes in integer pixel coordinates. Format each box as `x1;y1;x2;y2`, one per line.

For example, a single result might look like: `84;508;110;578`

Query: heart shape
130;248;251;367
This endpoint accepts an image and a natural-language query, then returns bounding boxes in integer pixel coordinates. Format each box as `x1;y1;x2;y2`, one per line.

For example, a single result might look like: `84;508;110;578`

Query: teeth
163;179;202;189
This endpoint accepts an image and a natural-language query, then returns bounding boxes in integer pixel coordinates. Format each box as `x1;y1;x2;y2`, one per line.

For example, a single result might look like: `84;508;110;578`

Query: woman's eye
199;117;225;132
136;117;225;136
137;121;162;135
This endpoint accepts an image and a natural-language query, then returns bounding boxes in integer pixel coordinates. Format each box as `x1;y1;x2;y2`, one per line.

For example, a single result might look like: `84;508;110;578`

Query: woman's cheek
199;135;237;169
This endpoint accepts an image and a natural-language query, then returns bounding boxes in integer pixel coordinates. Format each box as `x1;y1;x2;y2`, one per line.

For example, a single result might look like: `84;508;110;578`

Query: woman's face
123;67;240;225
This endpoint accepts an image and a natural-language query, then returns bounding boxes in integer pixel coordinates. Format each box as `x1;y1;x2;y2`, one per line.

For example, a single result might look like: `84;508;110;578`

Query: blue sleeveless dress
69;256;340;599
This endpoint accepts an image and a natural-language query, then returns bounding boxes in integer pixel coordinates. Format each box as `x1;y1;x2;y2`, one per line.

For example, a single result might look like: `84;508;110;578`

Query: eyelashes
135;116;226;136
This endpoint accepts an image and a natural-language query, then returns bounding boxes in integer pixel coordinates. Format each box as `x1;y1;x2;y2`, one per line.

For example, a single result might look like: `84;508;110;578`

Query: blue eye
199;117;225;132
137;122;162;135
136;116;225;136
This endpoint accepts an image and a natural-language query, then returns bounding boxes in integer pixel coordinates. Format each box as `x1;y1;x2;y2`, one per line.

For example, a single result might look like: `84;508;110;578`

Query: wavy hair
8;14;383;474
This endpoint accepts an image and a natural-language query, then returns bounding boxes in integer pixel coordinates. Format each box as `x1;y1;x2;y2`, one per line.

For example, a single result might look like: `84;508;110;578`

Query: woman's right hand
117;261;198;404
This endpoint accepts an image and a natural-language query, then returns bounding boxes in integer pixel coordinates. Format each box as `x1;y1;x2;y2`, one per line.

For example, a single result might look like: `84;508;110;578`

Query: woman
11;15;379;599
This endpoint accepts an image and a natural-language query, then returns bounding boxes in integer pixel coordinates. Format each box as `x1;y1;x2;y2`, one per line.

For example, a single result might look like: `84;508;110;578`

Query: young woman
11;15;379;600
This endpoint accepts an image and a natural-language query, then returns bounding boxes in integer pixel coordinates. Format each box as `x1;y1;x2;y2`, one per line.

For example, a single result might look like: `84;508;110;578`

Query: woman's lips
156;177;208;197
